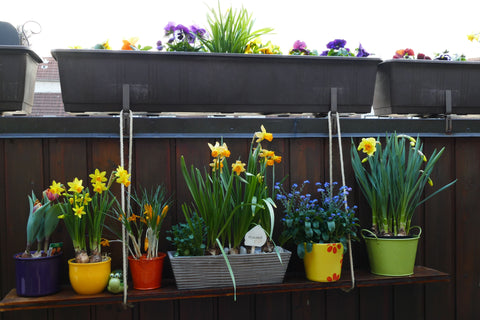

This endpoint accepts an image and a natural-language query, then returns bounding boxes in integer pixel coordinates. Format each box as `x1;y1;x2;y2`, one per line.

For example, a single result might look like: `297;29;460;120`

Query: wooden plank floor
0;266;449;312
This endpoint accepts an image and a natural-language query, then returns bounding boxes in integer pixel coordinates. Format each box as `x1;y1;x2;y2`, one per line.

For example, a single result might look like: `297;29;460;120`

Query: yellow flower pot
68;257;111;295
303;243;344;282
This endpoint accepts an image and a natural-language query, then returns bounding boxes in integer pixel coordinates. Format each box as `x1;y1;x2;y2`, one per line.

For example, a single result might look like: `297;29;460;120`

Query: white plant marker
244;225;267;254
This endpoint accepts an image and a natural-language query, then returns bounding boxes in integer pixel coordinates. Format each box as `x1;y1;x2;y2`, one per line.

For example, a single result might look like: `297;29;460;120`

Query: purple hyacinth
327;39;347;49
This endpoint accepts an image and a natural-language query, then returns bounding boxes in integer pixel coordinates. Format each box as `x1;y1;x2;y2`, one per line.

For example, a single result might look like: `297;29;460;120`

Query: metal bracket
122;84;130;135
445;90;452;134
330;87;338;135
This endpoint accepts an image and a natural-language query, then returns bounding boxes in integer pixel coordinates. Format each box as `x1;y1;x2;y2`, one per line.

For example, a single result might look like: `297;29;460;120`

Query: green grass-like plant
201;3;274;53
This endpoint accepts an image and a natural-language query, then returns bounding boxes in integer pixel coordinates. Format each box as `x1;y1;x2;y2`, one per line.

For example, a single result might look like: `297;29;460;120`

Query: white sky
3;0;480;59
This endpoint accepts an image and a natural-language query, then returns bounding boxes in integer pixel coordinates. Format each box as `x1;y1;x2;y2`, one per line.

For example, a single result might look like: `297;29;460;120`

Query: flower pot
372;59;480;116
14;252;63;297
128;253;166;290
168;248;291;290
51;49;380;114
362;228;421;276
0;45;42;113
68;257;111;295
303;243;344;282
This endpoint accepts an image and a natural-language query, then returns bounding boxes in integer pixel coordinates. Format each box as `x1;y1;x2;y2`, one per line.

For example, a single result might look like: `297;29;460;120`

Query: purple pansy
164;21;176;34
156;40;163;51
327;39;347;49
293;40;307;50
356;43;370;57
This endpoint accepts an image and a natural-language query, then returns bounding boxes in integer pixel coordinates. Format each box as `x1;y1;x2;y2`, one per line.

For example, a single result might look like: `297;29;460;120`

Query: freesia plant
350;133;456;236
114;185;172;259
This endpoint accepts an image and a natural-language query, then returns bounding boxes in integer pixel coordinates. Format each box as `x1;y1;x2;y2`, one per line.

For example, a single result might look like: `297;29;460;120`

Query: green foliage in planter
167;212;206;256
201;3;273;53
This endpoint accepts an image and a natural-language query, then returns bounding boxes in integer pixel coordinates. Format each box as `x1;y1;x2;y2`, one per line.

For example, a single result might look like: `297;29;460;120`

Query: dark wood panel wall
0;119;477;320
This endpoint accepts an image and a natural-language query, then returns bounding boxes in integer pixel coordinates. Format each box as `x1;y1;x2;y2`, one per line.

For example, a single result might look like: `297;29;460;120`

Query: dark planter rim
379;58;480;66
51;48;382;63
0;45;43;63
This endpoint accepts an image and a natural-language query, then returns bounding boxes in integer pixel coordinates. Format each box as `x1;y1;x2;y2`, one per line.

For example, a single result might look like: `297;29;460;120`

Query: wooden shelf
0;266;449;312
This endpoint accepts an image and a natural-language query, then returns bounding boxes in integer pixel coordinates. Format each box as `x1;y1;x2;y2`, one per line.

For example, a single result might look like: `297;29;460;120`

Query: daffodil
89;169;107;184
208;142;230;158
144;204;153;220
68;178;84;194
100;238;110;247
93;181;107;194
82;192;92;204
115;166;131;187
73;205;85;218
209;158;224;172
232;160;246;175
357;138;379;156
49;180;65;195
255;125;273;143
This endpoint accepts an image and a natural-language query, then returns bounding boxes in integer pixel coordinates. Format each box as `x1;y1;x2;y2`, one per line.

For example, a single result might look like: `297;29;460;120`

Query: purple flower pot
14;252;63;297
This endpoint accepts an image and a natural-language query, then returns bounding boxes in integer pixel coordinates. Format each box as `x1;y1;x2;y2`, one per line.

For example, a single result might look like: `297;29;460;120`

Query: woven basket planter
168;248;291;290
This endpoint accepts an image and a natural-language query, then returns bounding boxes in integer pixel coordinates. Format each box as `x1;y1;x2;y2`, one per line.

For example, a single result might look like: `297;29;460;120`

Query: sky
2;0;480;59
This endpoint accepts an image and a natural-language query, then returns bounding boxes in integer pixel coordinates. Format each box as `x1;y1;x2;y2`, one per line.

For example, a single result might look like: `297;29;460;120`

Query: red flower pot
128;253;166;290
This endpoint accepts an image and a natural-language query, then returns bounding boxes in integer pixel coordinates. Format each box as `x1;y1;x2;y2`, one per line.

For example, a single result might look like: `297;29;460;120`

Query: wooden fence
0;116;478;320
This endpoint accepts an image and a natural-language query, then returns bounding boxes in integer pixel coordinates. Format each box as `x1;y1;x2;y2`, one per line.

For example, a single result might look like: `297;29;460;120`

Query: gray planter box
168;249;291;290
51;49;380;114
373;59;480;116
0;45;42;113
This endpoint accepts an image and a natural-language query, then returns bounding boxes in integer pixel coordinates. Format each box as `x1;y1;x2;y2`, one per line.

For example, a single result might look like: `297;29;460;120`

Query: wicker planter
51;49;380;114
168;248;291;290
0;45;42;113
373;59;480;116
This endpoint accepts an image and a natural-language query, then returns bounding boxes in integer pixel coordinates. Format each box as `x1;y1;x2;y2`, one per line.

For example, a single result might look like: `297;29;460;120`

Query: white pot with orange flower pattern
303;243;344;282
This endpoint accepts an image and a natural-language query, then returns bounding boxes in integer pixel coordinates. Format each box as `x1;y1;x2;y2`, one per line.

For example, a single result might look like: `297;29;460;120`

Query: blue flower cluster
277;180;360;257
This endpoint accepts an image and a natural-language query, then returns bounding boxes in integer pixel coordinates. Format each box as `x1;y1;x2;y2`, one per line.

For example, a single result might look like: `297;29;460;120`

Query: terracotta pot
128;253;166;290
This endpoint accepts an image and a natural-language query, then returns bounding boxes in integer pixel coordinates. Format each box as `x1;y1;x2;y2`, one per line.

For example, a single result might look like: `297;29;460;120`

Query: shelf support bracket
122;84;130;135
445;90;452;134
330;87;338;135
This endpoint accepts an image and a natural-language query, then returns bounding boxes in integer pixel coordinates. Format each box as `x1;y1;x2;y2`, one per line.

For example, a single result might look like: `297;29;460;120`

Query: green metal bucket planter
362;227;421;276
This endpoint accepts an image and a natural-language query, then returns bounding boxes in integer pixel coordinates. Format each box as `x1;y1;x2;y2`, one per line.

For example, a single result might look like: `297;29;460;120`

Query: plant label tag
244;225;267;247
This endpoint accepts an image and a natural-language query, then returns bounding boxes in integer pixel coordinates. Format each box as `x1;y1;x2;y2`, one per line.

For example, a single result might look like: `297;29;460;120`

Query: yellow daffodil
255;125;273;143
100;238;110;247
208;142;230;158
232;160;246;175
467;33;480;42
266;159;274;166
273;154;282;164
49;180;65;195
73;205;85;218
68;178;84;193
115;166;131;187
357;138;379;156
82;192;92;204
209;158;224;172
93;181;107;194
89;169;107;184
